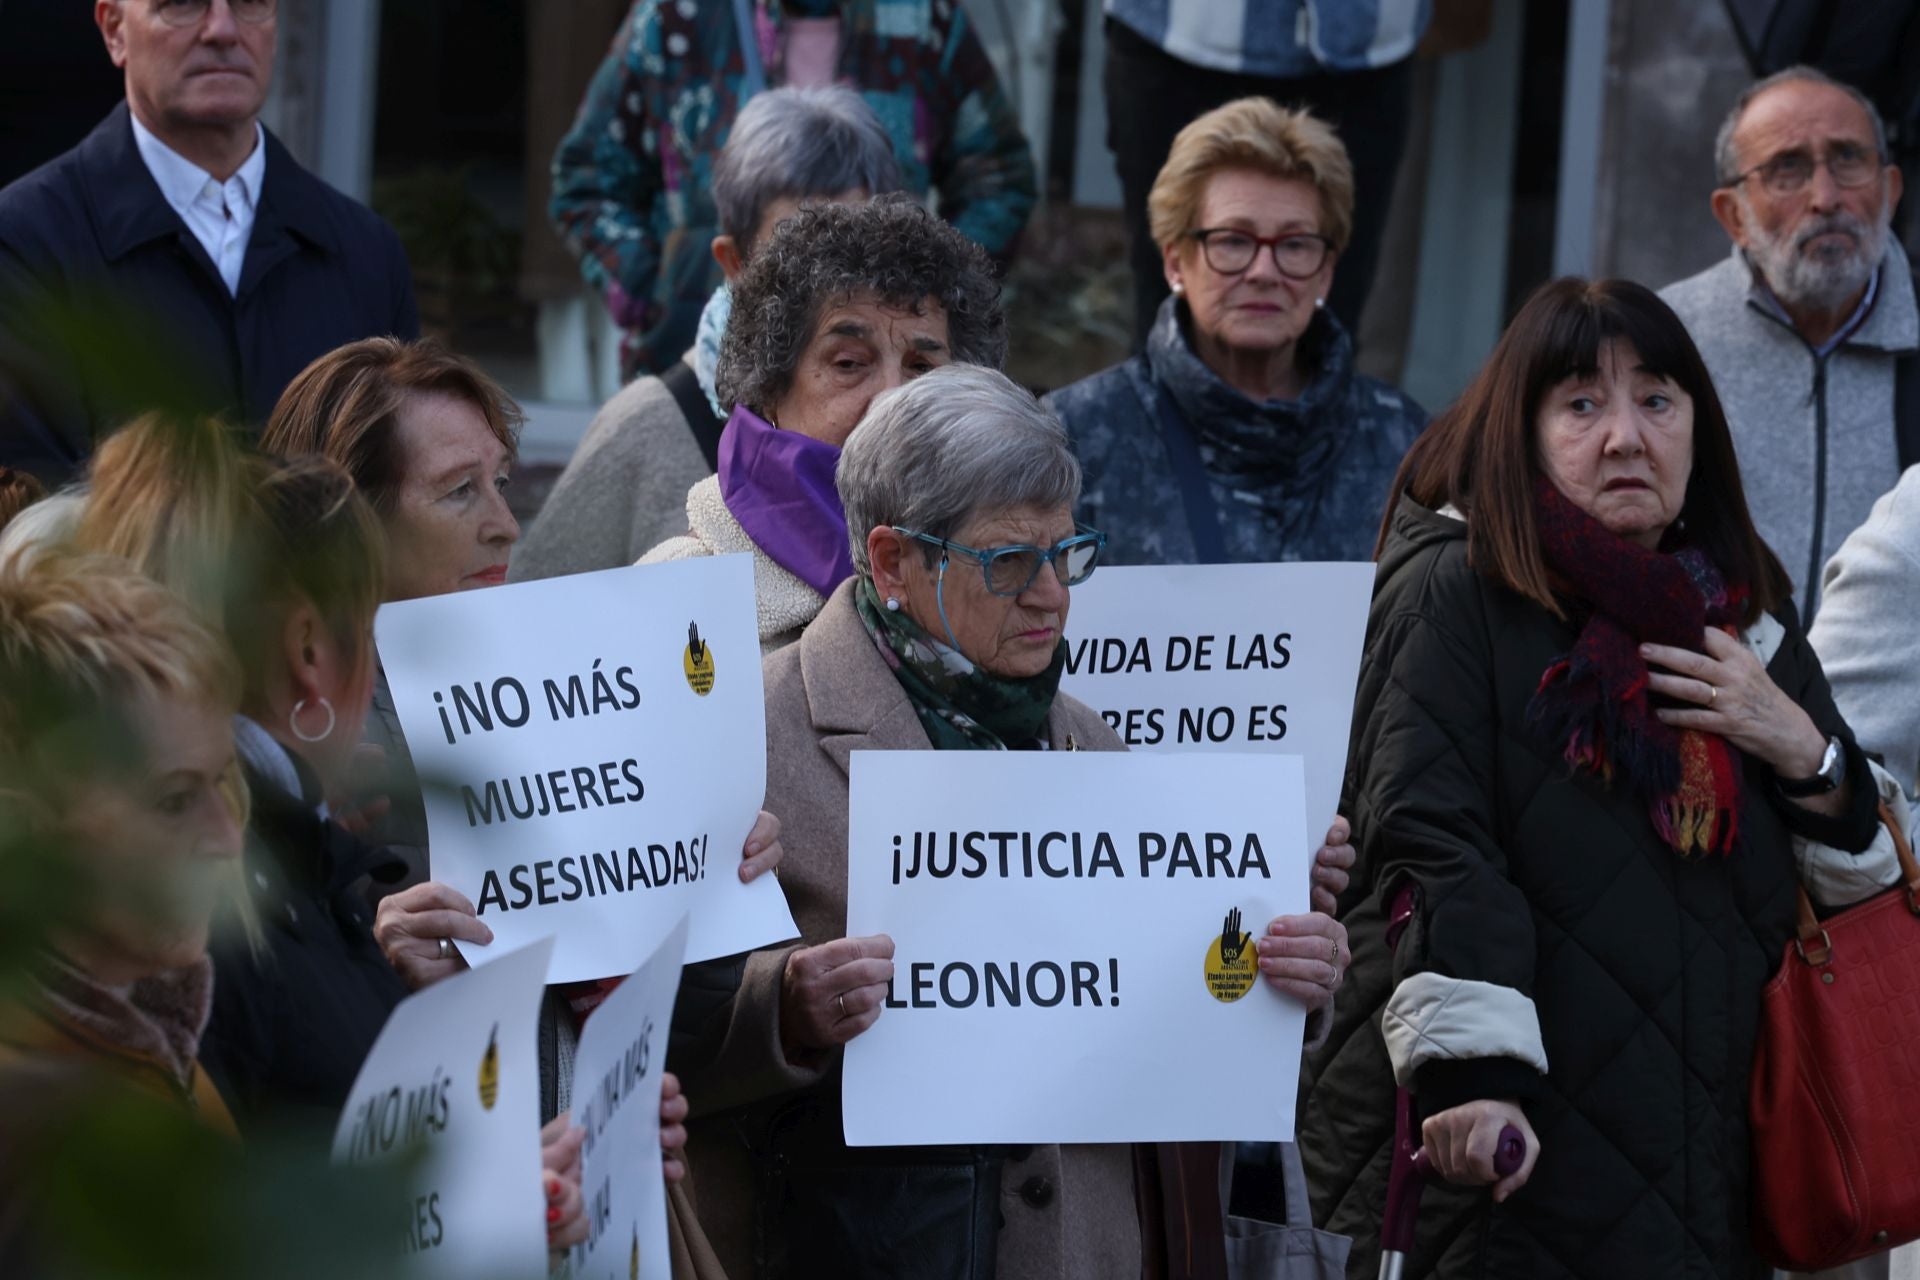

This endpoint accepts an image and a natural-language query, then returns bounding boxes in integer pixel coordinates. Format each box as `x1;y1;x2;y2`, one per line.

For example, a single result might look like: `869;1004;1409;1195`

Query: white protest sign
1059;562;1373;844
566;915;688;1280
843;751;1309;1145
374;555;797;982
333;937;554;1278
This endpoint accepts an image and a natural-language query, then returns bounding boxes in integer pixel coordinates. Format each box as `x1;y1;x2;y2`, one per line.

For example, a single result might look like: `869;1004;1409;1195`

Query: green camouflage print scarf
854;577;1065;751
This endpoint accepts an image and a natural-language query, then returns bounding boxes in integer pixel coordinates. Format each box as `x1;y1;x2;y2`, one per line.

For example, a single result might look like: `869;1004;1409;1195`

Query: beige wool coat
509;360;712;584
636;475;826;653
682;579;1142;1280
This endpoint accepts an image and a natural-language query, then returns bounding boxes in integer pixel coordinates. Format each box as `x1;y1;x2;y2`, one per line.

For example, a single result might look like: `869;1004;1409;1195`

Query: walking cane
1377;883;1528;1280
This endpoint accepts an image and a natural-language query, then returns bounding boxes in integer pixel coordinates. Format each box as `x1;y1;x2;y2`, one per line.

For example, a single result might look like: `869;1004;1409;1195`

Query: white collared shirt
129;113;266;297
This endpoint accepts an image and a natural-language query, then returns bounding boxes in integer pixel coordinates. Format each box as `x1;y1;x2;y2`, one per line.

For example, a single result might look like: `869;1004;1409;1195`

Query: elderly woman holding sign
1300;280;1879;1278
678;363;1351;1277
638;195;1007;652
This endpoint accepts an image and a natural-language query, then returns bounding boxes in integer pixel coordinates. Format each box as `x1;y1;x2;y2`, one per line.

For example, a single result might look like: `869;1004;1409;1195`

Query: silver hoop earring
290;696;336;744
885;596;901;612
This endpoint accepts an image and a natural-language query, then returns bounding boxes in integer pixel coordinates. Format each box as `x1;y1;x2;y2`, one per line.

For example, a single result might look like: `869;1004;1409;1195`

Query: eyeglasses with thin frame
894;525;1107;597
150;0;277;27
1718;142;1883;197
1186;228;1335;279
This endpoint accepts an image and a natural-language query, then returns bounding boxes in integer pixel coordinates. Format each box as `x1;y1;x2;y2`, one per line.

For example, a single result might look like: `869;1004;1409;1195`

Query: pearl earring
885;596;901;612
1314;297;1325;309
1171;282;1185;296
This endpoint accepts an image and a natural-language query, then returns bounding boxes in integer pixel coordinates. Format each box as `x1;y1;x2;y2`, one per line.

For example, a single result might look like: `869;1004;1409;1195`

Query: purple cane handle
1409;1124;1528;1181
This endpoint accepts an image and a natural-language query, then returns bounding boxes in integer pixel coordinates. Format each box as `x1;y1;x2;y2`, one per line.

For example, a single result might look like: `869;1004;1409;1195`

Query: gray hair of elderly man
838;364;1082;577
712;86;905;251
1713;65;1890;186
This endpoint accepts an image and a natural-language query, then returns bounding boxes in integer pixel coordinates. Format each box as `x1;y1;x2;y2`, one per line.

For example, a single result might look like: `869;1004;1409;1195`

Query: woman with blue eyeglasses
679;364;1351;1279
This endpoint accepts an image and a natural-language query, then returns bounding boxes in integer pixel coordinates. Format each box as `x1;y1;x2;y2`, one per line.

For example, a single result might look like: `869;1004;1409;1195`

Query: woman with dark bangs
1299;278;1879;1279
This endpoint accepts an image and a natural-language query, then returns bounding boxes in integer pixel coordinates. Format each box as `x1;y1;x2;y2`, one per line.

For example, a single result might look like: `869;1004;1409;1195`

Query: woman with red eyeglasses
1047;96;1426;570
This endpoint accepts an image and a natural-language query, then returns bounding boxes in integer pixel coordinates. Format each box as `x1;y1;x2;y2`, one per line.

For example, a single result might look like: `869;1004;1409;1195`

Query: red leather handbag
1751;804;1920;1270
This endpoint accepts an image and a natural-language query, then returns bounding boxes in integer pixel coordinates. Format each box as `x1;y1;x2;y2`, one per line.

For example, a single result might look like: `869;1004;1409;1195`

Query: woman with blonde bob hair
0;551;246;1130
72;417;413;1124
1047;96;1424;566
70;416;600;1256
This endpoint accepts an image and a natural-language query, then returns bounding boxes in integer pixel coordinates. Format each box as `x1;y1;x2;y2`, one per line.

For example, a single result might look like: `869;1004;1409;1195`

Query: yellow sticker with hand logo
478;1022;501;1110
683;620;716;696
1204;906;1257;1003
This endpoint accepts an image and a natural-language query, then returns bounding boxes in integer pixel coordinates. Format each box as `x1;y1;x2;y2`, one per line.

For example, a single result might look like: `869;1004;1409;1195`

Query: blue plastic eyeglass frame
891;524;1109;653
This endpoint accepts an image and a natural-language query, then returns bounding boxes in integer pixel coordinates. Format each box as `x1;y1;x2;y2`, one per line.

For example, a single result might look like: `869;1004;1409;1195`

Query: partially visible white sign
843;752;1310;1146
374;555;796;982
567;916;689;1280
1060;562;1373;843
332;937;554;1279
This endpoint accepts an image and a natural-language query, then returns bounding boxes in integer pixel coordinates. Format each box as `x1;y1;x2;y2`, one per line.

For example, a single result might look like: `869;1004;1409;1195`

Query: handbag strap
1794;799;1920;964
1279;1140;1315;1230
1151;385;1230;564
662;360;728;472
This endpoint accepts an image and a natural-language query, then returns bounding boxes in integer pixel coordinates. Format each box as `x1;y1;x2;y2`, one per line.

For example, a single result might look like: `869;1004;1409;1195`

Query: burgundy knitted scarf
1526;478;1747;856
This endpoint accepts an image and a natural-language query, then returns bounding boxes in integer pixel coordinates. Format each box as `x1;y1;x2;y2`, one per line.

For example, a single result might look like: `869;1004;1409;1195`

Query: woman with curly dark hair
638;194;1007;652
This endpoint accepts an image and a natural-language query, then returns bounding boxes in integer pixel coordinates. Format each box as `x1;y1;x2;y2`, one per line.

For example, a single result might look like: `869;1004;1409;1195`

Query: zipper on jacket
1805;357;1829;631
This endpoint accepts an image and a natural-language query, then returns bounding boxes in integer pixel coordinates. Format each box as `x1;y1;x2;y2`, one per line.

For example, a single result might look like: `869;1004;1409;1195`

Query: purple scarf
717;404;855;597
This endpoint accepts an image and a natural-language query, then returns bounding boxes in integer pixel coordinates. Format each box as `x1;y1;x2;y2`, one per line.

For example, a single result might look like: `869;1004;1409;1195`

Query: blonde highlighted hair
0;548;258;952
0;549;241;782
76;415;386;703
1147;97;1356;255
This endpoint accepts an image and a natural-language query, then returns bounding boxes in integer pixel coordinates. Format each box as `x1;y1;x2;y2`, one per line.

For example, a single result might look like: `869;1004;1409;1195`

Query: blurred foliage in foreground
0;797;449;1278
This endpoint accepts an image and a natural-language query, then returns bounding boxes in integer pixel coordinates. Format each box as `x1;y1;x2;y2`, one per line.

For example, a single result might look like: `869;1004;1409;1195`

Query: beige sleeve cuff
1381;973;1549;1088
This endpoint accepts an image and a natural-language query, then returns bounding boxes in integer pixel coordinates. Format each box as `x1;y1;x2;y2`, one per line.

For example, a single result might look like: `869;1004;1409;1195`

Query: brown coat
0;973;236;1138
683;579;1143;1280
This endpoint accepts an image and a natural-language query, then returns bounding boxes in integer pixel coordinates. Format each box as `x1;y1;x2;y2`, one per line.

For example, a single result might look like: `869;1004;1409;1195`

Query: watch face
1822;736;1843;782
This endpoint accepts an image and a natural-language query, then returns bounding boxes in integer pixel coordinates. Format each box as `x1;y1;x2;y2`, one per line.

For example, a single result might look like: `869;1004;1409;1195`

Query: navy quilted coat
1300;500;1878;1279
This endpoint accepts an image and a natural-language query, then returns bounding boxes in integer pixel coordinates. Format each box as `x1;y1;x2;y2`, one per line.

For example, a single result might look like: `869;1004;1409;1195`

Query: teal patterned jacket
551;0;1036;378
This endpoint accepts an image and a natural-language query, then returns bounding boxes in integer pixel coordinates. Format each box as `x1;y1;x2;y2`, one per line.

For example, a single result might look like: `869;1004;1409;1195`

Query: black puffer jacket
1300;500;1877;1279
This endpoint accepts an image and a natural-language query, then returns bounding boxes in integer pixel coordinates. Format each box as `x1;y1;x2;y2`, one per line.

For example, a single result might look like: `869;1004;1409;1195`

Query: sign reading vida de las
333;937;554;1279
1058;562;1372;843
567;915;688;1280
842;752;1310;1146
374;556;796;982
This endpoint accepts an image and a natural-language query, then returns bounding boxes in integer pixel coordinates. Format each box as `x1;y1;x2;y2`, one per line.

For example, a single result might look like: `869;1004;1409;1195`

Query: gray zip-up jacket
1661;242;1918;625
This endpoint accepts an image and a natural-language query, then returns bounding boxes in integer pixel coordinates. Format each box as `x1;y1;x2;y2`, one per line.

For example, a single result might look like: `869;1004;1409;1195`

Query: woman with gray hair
512;85;904;582
638;194;1005;650
679;363;1349;1277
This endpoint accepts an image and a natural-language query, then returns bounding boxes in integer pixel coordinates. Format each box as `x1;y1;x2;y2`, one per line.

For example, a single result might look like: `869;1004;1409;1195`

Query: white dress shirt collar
128;112;267;296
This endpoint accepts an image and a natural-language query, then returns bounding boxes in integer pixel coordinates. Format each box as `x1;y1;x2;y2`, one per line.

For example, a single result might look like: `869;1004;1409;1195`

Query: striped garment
1105;0;1430;76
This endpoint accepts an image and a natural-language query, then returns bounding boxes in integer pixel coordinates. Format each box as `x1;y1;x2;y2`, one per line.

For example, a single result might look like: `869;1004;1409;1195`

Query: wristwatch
1778;734;1845;797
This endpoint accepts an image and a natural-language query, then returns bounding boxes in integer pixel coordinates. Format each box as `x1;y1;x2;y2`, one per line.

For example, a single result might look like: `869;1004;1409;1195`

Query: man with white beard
1662;66;1914;625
